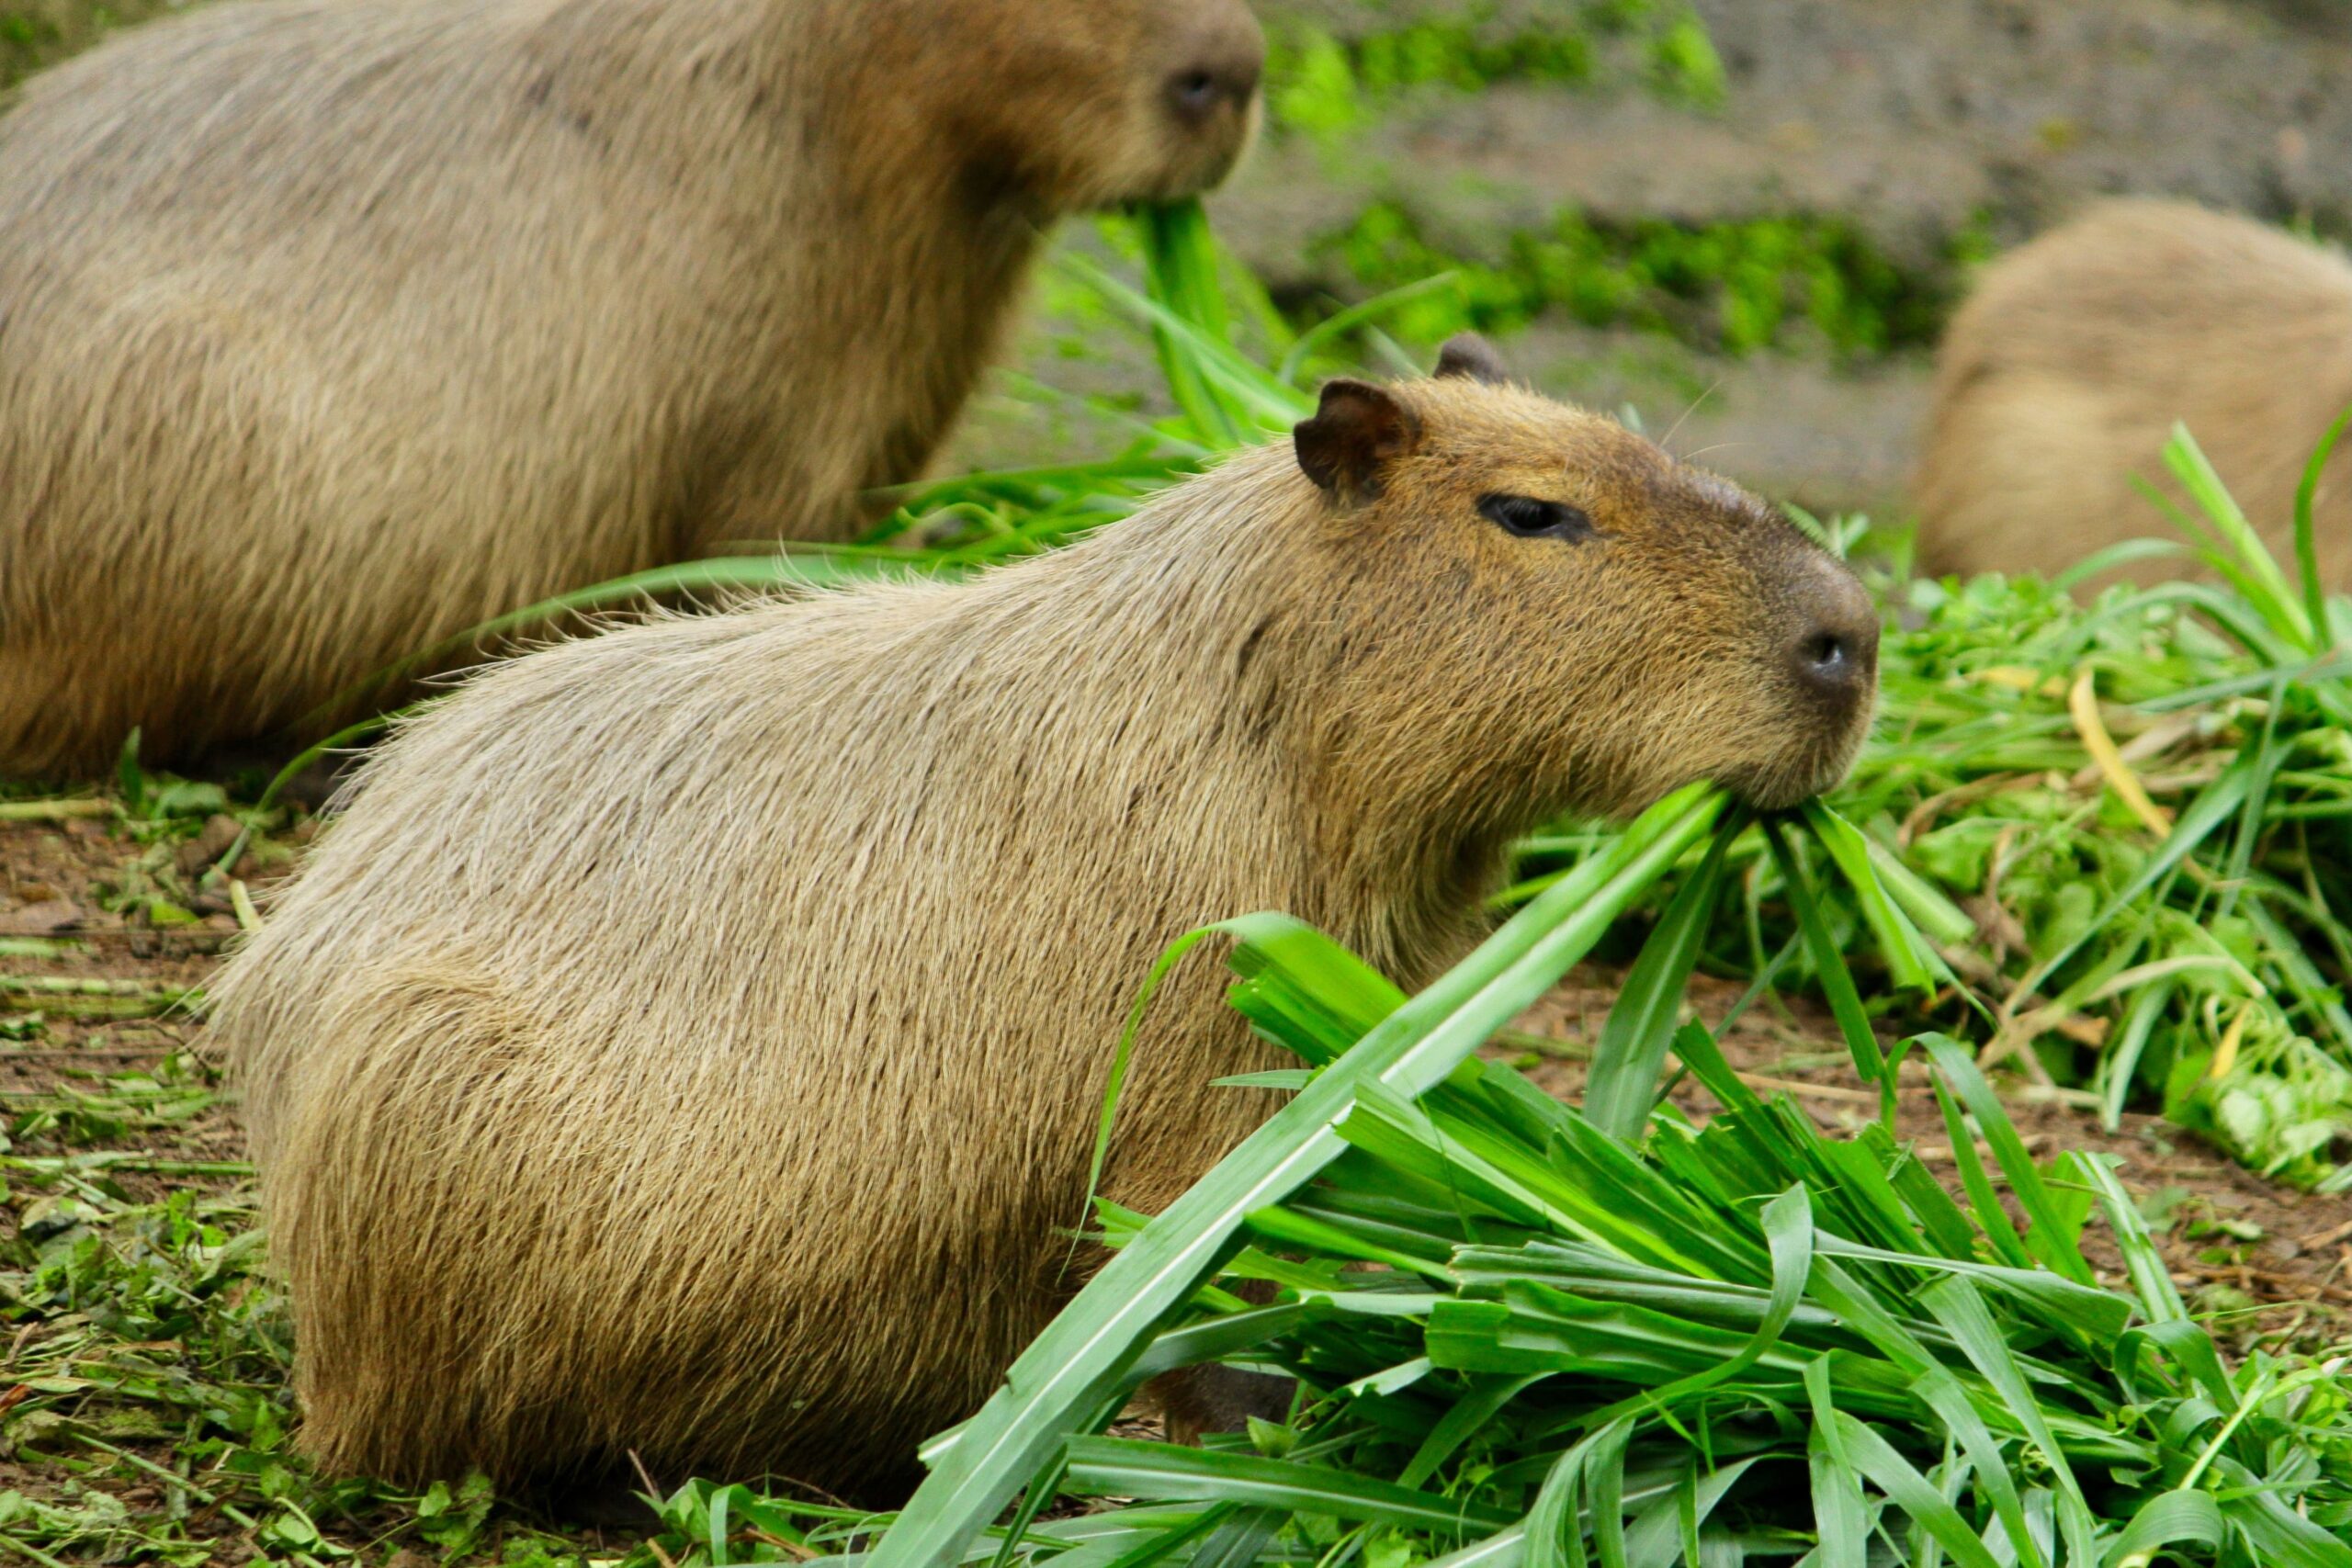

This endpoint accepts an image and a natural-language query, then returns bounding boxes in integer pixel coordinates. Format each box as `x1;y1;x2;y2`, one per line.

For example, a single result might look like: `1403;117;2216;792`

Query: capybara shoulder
210;342;1876;1500
0;0;1263;777
1915;199;2352;590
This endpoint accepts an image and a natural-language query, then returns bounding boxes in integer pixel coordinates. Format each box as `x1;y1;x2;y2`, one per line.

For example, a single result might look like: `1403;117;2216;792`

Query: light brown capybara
1915;199;2352;591
0;0;1263;779
210;340;1880;1503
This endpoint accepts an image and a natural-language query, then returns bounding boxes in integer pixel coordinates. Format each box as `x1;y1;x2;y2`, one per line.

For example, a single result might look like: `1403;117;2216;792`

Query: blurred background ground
958;0;2352;513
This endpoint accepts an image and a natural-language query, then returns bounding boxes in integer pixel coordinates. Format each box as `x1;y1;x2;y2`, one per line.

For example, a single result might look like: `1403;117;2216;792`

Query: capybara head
925;0;1265;209
1285;337;1877;818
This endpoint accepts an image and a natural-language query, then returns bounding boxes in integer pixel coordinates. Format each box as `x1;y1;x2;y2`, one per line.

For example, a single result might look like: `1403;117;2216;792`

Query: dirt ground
1;808;2346;1562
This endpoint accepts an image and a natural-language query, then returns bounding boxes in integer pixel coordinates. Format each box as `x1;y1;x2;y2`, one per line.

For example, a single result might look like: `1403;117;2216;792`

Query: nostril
1793;622;1873;697
1169;68;1227;122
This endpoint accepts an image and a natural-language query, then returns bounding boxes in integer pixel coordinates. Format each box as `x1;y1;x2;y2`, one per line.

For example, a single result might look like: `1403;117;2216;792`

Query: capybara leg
1148;1364;1297;1446
534;1470;663;1532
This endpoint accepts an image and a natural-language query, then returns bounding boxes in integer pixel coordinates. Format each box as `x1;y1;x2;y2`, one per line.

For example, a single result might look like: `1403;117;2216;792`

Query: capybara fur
0;0;1263;778
212;345;1879;1501
1916;199;2352;591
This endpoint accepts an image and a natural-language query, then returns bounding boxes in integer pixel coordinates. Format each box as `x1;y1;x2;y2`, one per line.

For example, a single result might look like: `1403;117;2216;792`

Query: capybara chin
0;0;1264;780
211;344;1878;1502
1915;199;2352;592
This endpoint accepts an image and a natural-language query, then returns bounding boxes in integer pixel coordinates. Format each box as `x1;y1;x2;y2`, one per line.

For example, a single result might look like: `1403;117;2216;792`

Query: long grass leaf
1588;816;1744;1140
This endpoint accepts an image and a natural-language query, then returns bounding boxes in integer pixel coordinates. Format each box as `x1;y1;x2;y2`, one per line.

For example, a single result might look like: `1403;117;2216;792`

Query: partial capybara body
212;350;1879;1499
1915;199;2352;591
0;0;1262;778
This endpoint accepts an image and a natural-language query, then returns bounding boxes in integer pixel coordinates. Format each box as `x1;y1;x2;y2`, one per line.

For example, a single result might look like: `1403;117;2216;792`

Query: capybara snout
1780;559;1878;709
215;344;1867;1502
1003;0;1265;206
1767;551;1880;785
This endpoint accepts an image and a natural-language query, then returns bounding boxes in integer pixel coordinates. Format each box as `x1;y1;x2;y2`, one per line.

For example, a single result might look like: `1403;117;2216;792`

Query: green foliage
0;1;182;91
1265;1;1725;141
1309;199;1953;357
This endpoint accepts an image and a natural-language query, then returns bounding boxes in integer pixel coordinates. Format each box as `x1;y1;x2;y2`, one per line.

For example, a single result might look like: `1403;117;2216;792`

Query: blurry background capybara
210;352;1878;1503
0;0;1263;779
1914;200;2352;591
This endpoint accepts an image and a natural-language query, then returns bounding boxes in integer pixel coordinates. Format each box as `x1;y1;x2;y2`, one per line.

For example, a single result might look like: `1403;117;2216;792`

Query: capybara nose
1786;560;1879;704
1168;13;1265;127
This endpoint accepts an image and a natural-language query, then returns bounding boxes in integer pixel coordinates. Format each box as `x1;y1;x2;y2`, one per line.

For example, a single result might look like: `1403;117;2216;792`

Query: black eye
1478;492;1595;542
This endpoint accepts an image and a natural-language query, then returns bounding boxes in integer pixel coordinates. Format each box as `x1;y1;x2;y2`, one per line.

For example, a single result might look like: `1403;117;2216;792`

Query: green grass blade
1803;1359;1869;1568
1062;1438;1516;1536
2099;1490;2221;1568
1763;821;1888;1094
2291;404;2352;651
1588;814;1744;1141
1919;1035;2095;1285
1828;1415;2005;1568
2161;424;2305;641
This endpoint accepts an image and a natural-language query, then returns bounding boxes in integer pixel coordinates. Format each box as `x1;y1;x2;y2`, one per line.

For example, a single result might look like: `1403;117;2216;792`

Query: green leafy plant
1264;3;1725;141
1305;201;1953;359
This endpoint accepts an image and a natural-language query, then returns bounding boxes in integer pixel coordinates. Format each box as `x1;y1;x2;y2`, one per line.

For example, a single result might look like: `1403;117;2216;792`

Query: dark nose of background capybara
1166;6;1266;130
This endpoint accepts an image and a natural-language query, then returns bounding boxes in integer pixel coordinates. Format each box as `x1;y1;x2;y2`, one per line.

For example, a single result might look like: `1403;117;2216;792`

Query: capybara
0;0;1264;779
1915;199;2352;591
211;343;1880;1502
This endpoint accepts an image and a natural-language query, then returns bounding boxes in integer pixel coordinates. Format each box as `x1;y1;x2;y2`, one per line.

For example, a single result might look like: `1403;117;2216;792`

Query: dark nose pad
1167;12;1266;128
1787;562;1880;703
1168;57;1263;125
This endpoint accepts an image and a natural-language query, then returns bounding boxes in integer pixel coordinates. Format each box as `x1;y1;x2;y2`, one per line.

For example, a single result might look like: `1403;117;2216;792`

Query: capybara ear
1295;380;1423;502
1433;333;1510;386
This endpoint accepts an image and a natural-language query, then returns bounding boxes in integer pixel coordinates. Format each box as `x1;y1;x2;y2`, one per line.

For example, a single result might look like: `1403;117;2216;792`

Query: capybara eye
1478;493;1595;542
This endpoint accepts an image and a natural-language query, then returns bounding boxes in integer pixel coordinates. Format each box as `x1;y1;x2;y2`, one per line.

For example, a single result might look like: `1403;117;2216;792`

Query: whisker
1659;377;1726;455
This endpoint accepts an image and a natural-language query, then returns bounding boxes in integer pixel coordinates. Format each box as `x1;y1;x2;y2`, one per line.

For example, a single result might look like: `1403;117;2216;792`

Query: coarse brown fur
211;359;1878;1501
0;0;1262;778
1915;199;2352;591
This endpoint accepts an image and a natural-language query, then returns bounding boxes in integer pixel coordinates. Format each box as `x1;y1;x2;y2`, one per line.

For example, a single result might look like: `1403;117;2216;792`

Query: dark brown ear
1433;333;1510;386
1294;380;1422;501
